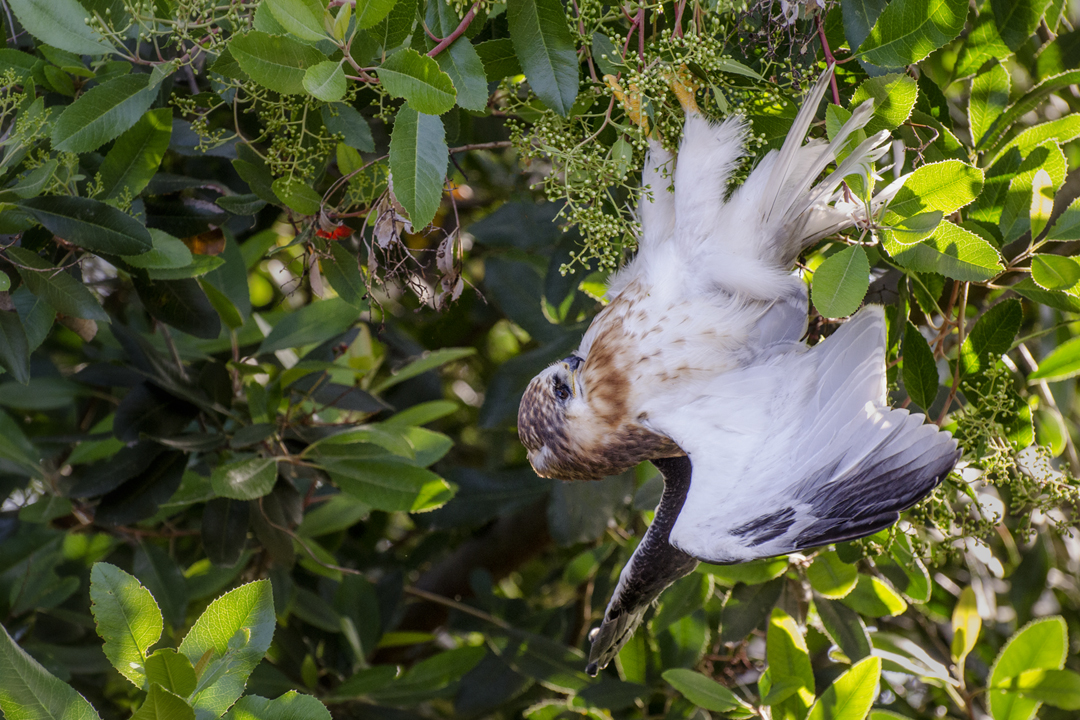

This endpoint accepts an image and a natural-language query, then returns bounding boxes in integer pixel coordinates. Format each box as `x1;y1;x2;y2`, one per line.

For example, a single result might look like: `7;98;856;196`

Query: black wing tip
586;661;599;677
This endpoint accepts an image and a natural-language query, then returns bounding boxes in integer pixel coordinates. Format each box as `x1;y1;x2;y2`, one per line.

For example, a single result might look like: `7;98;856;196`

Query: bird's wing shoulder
646;306;959;565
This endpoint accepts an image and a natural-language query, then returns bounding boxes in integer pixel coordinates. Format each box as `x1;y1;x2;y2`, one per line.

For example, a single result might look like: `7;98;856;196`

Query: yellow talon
666;65;699;115
605;74;650;135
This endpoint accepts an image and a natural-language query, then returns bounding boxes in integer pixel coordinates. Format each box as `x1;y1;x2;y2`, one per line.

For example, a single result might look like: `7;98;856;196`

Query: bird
516;66;960;675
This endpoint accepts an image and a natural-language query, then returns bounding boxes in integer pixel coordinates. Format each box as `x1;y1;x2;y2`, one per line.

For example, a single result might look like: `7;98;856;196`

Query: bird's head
518;355;593;479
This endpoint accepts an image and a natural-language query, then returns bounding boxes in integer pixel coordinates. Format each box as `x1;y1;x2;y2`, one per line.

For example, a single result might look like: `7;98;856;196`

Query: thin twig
428;2;480;58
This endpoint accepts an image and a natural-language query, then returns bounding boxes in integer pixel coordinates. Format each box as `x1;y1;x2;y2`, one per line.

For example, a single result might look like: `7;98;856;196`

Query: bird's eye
553;380;571;402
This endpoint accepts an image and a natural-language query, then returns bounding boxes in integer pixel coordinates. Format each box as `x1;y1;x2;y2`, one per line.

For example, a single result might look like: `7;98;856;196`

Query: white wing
646;306;959;564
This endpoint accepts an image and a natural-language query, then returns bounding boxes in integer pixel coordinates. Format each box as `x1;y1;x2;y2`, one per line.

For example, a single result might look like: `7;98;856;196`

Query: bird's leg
586;455;699;675
604;74;650;135
665;65;699;115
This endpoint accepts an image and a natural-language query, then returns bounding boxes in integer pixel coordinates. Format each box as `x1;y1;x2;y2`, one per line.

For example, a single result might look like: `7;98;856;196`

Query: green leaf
7;0;114;55
388;104;448;229
229;31;329;94
806;656;882;720
850;73;917;134
266;0;327;42
303;61;346;102
134;544;189;630
902;322;939;410
51;74;156;153
147;254;226;280
321;242;366;309
0;622;102;720
999;668;1080;710
98;107;173;201
476;38;522;82
807;550;858;599
435;38;489;113
256;297;357;354
856;0;967;67
959;299;1023;376
765;608;814;717
0;408;41;473
131;683;195;720
355;0;397;29
661;669;744;713
989;616;1067;720
0;310;30;385
90;562;163;688
883;161;985;231
7;247;109;322
1031;254;1080;291
223;691;331;720
1012;277;1080;312
132;276;221;340
951;586;981;665
985;76;1080;159
970;63;1011;149
373;347;476;393
991;0;1052;51
21;195;152;255
955;5;1012;78
122;229;194;269
216;194;267;216
1030;168;1056;239
379;49;456;115
178;580;276;720
210;456;279;500
816;597;872;661
321;103;375;152
812;246;869;318
1029;336;1080;381
507;0;579;115
271;178;322;215
840;574;908;616
6;160;58;201
701;557;789;586
1000;142;1067;244
887;221;1003;282
318;457;453;512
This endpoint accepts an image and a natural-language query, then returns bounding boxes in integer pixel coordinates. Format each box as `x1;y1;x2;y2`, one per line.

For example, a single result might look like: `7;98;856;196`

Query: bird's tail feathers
672;114;748;238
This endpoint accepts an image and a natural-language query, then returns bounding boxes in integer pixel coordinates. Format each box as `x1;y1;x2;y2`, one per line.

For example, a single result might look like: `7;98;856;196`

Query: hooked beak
561;355;583;398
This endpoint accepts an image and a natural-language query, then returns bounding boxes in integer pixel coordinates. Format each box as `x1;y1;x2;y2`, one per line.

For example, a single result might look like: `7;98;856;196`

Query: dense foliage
1;0;1080;717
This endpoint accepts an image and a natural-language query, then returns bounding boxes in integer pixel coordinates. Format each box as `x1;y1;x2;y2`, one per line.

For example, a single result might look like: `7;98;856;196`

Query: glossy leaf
766;608;814;707
1030;336;1080;381
178;580;275;719
807;550;858;599
902;322;939;410
1046;196;1080;242
266;0;327;42
99;108;173;201
321;103;375;152
812;246;869;318
1031;254;1080;291
841;574;907;617
806;656;882;720
7;0;113;55
857;0;967;67
229;31;329;94
52;74;156;153
507;0;579;115
210;456;279;500
0;311;30;385
354;0;398;29
970;64;1010;149
435;38;489;113
319;458;454;512
7;247;109;322
662;669;743;713
388;104;448;229
131;683;194;720
257;297;357;354
851;73;917;134
816;597;872;661
379;49;456;115
999;668;1080;710
1030;168;1056;239
960;299;1023;376
90;563;163;688
888;221;1003;282
21;195;152;255
991;0;1053;50
373;347;476;393
223;692;331;720
0;623;101;720
951;586;981;665
303;61;347;102
989;616;1067;720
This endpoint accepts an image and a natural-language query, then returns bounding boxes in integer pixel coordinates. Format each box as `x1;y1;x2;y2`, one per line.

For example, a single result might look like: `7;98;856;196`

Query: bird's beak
561;355;584;398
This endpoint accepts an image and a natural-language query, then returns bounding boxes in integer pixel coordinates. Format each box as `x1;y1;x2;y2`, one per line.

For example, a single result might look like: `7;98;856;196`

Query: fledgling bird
516;67;960;674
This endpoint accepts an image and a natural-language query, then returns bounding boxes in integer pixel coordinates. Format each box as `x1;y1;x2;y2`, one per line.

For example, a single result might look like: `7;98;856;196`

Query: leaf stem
428;2;480;58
